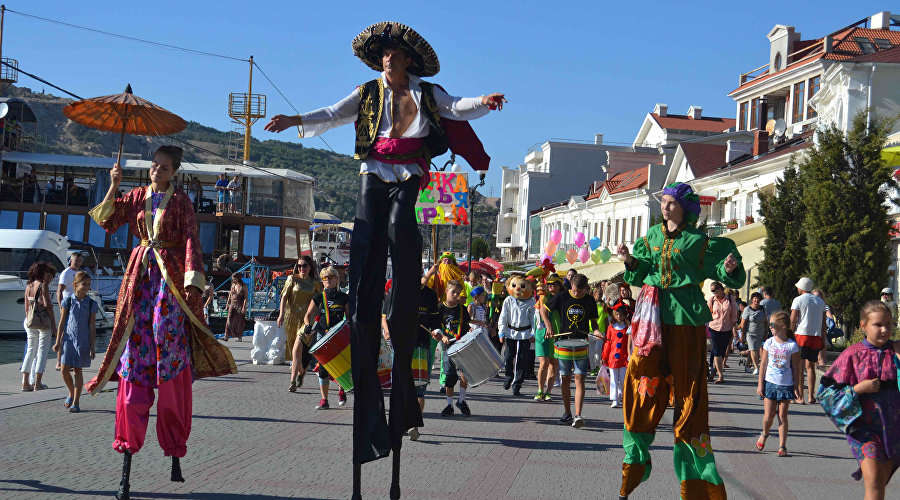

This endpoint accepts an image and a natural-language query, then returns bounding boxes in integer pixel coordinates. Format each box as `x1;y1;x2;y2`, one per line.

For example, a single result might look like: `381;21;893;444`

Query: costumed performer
533;273;563;401
498;275;536;396
87;147;237;500
602;300;632;408
615;182;743;499
425;252;466;300
263;21;504;499
280;256;322;391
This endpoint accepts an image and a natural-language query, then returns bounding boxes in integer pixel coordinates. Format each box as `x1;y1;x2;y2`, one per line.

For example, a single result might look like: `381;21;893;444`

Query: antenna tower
228;56;266;163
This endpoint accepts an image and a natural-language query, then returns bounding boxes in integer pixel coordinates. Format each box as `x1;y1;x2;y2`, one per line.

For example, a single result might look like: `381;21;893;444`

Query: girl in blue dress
53;271;98;413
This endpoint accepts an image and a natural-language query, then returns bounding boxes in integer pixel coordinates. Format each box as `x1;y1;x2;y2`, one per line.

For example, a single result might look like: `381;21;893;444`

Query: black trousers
348;174;423;465
503;338;529;389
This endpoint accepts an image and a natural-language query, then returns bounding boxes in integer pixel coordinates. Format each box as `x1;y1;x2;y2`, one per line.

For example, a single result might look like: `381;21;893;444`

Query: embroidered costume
619;183;744;499
818;340;900;481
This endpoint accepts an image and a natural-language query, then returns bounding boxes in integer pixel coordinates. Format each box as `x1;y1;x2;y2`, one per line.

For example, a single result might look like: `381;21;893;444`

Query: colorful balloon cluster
544;229;611;266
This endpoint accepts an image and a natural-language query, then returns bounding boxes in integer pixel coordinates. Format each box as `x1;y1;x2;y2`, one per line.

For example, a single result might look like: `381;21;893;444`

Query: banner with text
415;171;469;225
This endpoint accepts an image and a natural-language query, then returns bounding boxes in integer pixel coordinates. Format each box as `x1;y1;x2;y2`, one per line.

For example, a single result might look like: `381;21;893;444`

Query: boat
311;211;352;267
0;229;111;336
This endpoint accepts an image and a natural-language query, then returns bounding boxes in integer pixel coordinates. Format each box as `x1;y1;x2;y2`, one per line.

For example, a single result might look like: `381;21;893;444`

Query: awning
884;145;900;167
565;260;626;283
724;222;766;297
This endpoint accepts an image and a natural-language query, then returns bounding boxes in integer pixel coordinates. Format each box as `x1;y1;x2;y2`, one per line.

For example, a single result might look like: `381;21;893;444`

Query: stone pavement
0;341;891;500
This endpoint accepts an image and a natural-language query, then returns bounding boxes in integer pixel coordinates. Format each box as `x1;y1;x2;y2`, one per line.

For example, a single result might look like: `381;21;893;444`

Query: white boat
0;229;112;336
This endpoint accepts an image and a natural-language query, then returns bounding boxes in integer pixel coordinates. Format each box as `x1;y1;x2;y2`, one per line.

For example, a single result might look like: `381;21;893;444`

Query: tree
757;160;808;307
470;237;491;260
802;111;894;324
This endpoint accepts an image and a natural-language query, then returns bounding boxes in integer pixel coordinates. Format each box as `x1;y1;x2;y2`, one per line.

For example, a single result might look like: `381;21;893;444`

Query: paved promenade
0;340;889;499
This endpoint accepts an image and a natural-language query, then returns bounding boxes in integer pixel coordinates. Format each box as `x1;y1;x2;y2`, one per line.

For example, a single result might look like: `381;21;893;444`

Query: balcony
504;179;519;191
524;146;543;165
502;206;517;218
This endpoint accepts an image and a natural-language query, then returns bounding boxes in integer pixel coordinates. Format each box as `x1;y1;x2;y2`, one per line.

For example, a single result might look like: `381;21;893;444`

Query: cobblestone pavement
0;342;891;499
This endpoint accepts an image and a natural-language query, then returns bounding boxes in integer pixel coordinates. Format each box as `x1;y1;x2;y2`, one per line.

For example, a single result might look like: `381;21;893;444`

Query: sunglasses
297;264;310;269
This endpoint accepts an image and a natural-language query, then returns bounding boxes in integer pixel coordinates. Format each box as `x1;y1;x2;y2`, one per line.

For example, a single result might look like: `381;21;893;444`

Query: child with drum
304;266;349;410
539;273;602;429
432;280;472;417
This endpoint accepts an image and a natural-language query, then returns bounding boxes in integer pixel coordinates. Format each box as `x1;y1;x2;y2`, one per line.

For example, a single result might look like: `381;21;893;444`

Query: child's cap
470;286;485;298
546;274;563;286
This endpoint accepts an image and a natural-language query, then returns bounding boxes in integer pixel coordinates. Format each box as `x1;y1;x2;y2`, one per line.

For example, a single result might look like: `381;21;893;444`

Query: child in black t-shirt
432;280;472;417
540;273;601;429
304;266;348;410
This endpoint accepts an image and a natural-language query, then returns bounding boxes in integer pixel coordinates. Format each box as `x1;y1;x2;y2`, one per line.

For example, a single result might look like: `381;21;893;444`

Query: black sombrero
352;21;440;77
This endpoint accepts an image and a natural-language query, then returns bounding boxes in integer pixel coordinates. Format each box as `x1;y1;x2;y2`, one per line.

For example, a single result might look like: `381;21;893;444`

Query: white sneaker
571;415;585;429
408;427;420;441
611;401;620;408
752;368;759;375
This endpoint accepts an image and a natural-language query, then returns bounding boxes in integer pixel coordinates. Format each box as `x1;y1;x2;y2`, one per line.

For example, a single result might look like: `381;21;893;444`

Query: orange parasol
62;84;186;164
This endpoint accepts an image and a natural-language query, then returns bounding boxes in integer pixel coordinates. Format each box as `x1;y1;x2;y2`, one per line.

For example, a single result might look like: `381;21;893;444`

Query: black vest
354;78;449;161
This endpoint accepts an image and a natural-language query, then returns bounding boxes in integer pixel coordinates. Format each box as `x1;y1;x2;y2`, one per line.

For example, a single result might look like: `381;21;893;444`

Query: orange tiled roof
730;26;900;94
650;113;736;133
679;143;727;179
586;167;649;200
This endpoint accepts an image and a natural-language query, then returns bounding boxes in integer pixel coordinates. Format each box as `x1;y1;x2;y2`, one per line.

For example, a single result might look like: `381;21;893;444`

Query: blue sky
7;0;892;196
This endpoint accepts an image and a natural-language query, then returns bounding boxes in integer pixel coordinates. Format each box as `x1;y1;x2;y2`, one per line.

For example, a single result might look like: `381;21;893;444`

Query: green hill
7;85;498;248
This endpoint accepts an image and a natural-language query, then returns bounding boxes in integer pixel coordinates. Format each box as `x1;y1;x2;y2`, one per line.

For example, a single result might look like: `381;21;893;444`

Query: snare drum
554;339;589;361
411;346;429;387
378;338;394;390
446;328;504;387
309;319;353;391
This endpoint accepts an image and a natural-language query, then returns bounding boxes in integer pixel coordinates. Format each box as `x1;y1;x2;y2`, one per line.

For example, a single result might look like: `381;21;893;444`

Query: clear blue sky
6;0;892;196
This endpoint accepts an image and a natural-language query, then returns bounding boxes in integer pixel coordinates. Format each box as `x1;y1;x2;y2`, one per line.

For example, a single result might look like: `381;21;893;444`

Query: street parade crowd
14;19;899;500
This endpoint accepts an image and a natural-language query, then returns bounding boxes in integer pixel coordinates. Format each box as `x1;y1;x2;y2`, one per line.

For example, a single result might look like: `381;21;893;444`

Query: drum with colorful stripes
309;319;353;391
554;339;589;361
411;346;429;387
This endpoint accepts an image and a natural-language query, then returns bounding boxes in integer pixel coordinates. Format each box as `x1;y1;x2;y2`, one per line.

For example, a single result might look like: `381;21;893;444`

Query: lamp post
467;172;487;271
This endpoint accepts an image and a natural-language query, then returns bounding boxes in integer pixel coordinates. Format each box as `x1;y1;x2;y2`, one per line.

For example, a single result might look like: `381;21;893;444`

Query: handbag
25;283;53;330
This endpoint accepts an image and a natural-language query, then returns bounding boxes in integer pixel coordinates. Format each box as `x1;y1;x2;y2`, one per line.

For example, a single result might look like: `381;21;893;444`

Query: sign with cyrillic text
415;171;469;225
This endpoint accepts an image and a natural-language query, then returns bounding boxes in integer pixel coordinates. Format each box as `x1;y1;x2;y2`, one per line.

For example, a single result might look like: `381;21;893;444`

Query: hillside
7;85;499;246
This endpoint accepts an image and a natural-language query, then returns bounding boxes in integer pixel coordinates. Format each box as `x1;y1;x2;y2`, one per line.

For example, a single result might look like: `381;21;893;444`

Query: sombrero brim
352;21;440;77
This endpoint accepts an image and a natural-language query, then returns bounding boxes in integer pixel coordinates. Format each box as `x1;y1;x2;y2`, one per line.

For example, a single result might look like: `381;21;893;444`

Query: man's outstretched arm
264;89;361;138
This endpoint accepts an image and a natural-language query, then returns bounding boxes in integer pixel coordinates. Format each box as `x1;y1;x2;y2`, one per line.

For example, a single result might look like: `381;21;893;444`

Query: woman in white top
21;261;57;391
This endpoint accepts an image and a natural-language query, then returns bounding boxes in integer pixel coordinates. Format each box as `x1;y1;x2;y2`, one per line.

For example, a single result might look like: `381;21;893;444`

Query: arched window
773;53;782;71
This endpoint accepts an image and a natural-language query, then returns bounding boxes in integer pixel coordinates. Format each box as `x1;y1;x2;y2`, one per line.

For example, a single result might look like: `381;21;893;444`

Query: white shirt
763;337;799;386
59;267;77;298
790;293;826;337
498;295;536;340
298;72;489;183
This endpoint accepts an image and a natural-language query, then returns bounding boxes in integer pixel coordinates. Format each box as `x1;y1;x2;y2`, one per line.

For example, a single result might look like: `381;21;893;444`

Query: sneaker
456;401;471;416
611;401;620;408
338;389;347;406
408;427;420;441
503;380;512;390
288;381;297;393
752;368;759;375
534;392;544;401
572;415;585;429
542;393;552;402
559;413;573;424
553;380;561;388
315;399;329;410
512;387;522;396
441;404;454;417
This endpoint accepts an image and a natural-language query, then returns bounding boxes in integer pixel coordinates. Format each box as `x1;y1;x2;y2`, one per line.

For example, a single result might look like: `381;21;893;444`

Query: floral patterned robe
86;185;236;395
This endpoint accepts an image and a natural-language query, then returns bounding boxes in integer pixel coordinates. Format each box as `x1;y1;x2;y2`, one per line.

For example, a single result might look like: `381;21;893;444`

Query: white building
495;136;659;261
633;104;735;147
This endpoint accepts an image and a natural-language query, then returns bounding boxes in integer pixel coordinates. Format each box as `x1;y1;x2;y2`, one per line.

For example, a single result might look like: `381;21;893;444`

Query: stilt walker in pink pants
86;146;236;500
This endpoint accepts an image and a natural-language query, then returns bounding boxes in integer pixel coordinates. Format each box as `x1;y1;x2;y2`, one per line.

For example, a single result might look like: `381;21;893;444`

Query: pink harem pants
113;366;192;457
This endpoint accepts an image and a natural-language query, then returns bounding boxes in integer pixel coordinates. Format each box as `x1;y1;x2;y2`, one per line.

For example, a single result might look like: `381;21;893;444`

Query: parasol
62;84;186;165
459;260;496;277
480;257;504;272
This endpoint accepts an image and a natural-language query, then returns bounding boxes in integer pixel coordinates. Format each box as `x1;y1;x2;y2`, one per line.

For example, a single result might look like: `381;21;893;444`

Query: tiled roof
680;143;727;179
650;113;736;133
730;26;900;94
586;167;649;200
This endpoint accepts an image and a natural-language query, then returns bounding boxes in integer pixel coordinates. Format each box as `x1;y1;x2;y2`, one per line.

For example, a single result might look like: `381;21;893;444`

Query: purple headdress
662;182;701;222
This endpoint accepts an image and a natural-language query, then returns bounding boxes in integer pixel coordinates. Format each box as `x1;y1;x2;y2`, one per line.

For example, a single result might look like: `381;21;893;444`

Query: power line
1;59;83;100
5;7;249;63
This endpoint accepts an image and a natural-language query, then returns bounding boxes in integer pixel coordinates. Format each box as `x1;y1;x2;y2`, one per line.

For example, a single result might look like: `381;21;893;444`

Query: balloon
540;252;549;263
591;248;603;263
589;236;601;251
600;248;612;263
574;232;586;248
550;230;562;245
553;248;566;264
578;247;590;264
566;248;577;265
544;240;557;255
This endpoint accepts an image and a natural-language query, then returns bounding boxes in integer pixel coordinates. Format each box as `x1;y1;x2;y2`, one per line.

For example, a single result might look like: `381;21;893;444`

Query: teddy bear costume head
506;274;534;300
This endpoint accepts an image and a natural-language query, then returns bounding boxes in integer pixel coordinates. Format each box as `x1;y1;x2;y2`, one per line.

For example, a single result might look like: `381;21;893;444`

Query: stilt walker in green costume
616;182;744;499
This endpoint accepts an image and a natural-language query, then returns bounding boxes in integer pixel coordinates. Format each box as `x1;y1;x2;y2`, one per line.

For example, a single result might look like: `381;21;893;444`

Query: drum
554;339;589;361
411;346;429;387
309;319;353;391
378;338;394;390
446;328;503;387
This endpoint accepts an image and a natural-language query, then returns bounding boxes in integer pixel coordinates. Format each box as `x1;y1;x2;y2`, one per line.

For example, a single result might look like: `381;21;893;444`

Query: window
0;249;65;276
263;226;280;258
854;37;876;54
242;225;260;257
874;38;892;50
22;212;40;230
773;52;782;71
198;222;216;254
750;98;759;130
284;227;298;260
807;76;820;119
66;215;85;242
46;214;62;234
792;81;805;123
0;211;16;229
738;102;749;131
88;219;106;247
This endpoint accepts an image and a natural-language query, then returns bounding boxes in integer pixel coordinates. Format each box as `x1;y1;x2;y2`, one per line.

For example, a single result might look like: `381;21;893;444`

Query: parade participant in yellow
425;251;466;300
616;182;744;500
278;256;322;391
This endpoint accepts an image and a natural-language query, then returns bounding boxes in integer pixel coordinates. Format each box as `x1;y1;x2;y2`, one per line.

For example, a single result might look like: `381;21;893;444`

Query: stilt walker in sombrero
265;21;505;499
87;146;237;500
615;182;743;499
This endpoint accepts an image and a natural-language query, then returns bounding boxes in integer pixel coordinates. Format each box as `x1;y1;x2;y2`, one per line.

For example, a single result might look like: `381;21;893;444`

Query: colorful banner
415;171;469;225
